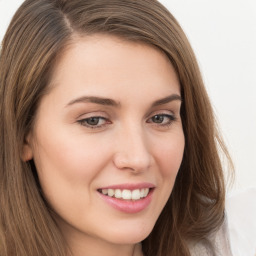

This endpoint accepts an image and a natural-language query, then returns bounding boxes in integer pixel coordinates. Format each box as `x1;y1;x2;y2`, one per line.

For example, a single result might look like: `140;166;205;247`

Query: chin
103;222;154;245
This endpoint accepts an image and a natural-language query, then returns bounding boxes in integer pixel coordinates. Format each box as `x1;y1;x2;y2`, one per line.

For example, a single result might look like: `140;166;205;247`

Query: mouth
97;188;151;201
97;183;155;213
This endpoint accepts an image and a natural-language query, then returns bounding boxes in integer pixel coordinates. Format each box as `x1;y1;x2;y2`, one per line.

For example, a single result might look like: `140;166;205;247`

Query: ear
22;133;33;162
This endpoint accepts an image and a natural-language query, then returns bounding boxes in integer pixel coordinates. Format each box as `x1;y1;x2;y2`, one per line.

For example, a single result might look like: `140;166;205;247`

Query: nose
113;125;153;173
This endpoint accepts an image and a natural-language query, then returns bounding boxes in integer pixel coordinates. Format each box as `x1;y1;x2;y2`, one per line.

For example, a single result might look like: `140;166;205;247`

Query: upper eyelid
76;111;110;119
146;109;175;119
76;110;176;121
74;103;179;118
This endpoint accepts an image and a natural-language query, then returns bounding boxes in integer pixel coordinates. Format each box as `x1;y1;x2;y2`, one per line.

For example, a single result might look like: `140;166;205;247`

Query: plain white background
1;0;255;192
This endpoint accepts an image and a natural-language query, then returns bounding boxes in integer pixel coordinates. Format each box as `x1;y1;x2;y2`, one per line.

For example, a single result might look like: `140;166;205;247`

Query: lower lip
98;189;154;214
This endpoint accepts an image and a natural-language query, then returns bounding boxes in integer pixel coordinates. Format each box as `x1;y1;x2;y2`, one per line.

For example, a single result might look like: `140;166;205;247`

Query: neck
132;243;143;256
68;240;143;256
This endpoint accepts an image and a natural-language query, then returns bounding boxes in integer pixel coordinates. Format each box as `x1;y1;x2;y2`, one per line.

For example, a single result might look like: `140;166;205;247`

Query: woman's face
24;35;184;253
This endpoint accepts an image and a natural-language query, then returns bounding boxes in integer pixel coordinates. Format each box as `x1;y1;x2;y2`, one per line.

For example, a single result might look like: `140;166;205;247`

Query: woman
0;0;233;255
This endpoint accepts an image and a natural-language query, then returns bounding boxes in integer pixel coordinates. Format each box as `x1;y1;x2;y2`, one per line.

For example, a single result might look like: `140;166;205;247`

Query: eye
77;116;110;129
147;114;176;126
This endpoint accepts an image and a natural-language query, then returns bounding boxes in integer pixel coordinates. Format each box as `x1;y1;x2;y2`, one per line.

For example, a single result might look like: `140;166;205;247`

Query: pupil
87;117;99;125
153;115;164;123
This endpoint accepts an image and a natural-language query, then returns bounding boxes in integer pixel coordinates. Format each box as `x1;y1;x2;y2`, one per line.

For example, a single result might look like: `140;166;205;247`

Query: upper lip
98;182;155;190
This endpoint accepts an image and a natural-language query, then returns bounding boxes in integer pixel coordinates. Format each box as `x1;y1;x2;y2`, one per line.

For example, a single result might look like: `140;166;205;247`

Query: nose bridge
113;122;152;171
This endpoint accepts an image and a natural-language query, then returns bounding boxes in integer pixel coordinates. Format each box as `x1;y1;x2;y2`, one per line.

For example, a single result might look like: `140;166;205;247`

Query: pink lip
97;183;155;214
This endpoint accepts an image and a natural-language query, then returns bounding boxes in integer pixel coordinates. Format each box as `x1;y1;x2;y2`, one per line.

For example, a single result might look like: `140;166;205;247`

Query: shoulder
226;187;256;256
189;187;256;256
188;218;233;256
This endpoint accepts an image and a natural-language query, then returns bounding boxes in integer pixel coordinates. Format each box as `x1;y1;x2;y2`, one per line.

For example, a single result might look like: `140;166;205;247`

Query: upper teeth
101;188;150;200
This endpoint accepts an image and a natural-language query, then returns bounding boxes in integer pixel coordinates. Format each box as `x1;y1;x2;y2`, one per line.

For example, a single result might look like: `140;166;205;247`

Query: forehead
52;34;176;77
47;34;180;102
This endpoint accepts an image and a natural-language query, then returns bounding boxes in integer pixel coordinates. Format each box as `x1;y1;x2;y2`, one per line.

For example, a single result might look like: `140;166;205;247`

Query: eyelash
77;113;177;129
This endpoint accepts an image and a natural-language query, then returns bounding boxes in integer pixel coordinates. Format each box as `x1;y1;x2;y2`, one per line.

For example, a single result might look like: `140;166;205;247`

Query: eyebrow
66;94;182;108
151;94;182;107
66;96;120;107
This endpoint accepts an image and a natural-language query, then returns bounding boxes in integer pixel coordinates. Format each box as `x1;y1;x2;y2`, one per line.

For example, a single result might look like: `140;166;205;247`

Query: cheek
34;130;111;183
32;132;113;216
147;131;184;220
155;132;185;178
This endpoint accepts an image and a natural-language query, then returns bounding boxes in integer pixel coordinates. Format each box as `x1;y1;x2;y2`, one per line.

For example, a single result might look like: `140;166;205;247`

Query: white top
226;187;256;256
189;187;256;256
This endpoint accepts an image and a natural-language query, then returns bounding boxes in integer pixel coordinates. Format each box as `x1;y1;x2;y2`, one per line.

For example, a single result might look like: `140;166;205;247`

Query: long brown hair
0;0;232;255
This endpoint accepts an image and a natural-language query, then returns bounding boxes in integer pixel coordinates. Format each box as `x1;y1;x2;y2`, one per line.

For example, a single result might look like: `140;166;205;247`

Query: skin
23;35;185;256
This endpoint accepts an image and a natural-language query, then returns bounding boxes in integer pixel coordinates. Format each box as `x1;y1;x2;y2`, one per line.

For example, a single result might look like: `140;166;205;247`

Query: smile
97;183;155;213
98;188;150;201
